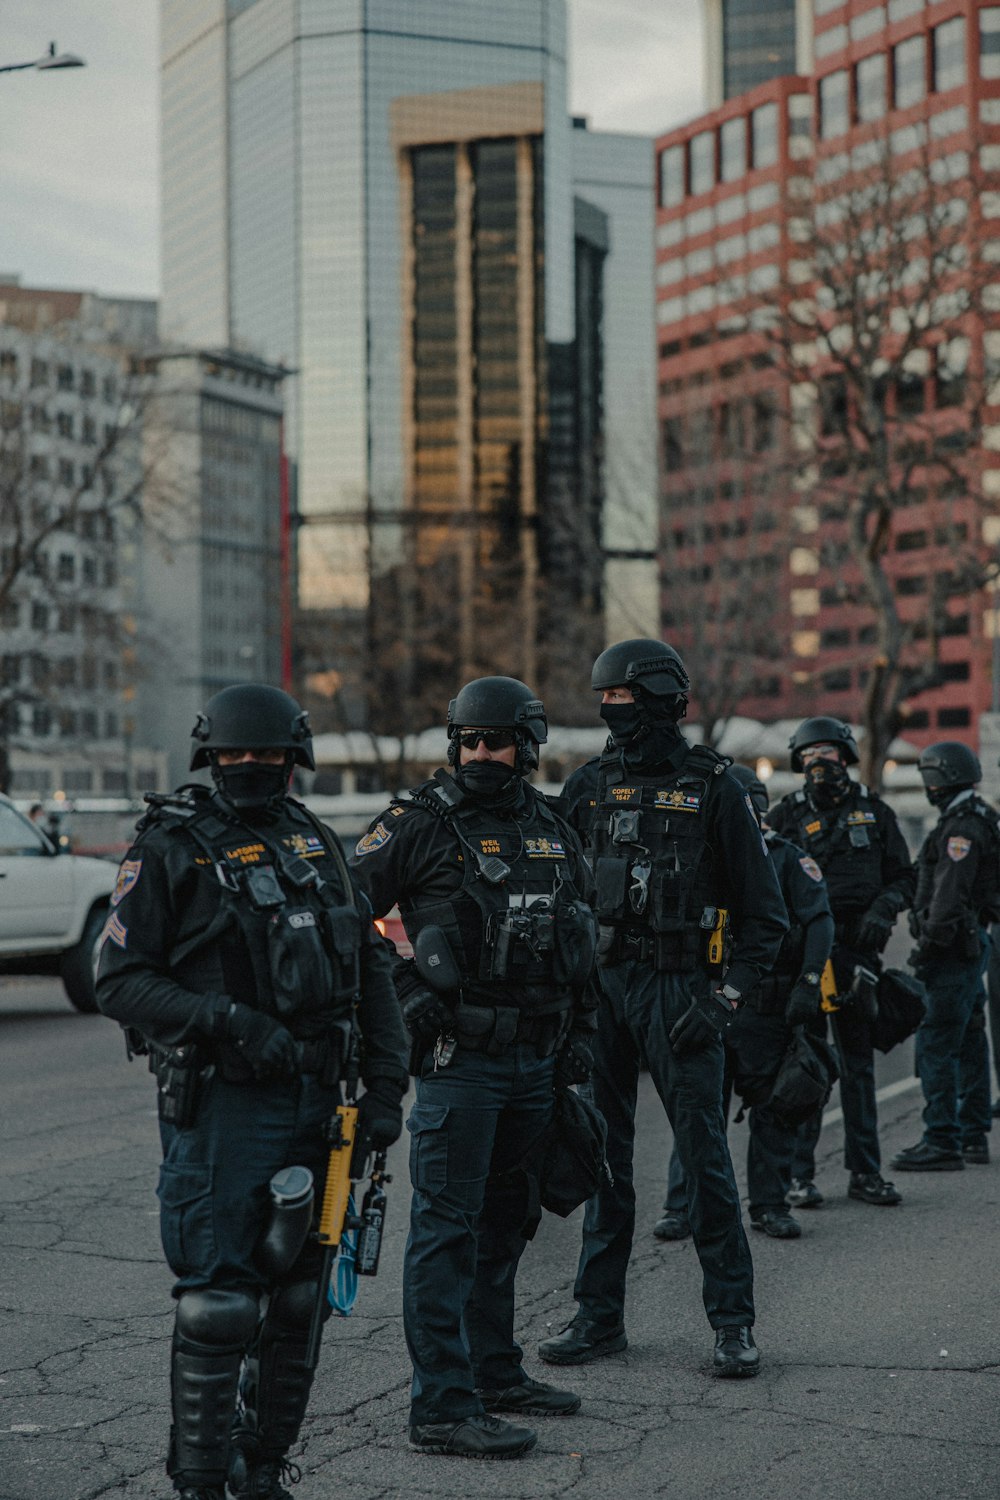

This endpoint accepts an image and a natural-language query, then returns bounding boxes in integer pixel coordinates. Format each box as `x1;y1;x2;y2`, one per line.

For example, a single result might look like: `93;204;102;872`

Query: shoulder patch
111;858;142;907
947;835;972;862
799;856;823;883
355;822;393;857
99;911;128;950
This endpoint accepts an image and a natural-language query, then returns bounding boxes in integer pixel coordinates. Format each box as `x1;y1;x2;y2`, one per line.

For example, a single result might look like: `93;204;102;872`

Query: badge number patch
111;858;142;907
947;836;972;862
355;822;392;856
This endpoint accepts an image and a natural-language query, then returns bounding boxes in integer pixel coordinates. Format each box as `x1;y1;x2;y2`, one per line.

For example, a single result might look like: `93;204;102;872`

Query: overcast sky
0;0;704;301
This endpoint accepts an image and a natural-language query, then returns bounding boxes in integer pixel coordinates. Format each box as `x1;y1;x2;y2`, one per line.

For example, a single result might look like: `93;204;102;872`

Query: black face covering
214;761;289;811
455;759;521;802
804;759;851;808
925;782;969;809
599;702;644;745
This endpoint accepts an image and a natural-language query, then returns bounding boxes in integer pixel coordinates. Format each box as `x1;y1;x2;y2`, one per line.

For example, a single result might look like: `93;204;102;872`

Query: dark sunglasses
457;729;517;751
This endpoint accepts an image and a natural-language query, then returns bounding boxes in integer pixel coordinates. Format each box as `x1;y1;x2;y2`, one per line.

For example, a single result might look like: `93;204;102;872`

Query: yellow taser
707;908;729;968
820;958;839;1013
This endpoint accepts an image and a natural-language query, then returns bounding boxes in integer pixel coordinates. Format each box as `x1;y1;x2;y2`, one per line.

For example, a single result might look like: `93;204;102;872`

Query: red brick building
654;1;1000;753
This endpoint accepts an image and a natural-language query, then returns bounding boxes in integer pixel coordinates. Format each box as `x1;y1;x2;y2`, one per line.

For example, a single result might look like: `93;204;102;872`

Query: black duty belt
452;1001;570;1054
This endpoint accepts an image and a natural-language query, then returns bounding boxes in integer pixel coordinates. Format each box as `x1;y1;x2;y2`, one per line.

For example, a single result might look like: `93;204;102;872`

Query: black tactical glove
785;975;822;1029
669;987;739;1058
226;1003;299;1080
355;1077;405;1154
554;1034;594;1091
856;906;894;954
401;985;452;1042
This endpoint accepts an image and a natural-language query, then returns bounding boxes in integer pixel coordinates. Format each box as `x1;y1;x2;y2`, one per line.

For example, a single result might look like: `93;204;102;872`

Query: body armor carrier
395;772;596;1013
587;743;729;974
787;784;885;925
141;788;363;1044
915;794;1000;926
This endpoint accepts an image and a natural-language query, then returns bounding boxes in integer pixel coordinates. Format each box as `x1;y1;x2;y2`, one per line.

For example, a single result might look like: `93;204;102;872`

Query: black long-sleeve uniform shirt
95;792;409;1089
561;749;788;996
763;830;835;980
913;790;1000;947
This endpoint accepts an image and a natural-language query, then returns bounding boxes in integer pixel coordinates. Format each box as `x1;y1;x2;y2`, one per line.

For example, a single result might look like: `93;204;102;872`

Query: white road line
821;1073;920;1128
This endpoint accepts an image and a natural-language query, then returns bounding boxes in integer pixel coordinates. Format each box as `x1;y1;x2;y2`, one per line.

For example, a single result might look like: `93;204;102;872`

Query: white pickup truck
0;793;117;1011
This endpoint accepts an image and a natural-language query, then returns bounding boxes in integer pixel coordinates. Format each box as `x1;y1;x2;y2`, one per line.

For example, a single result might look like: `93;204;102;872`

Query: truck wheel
61;905;107;1013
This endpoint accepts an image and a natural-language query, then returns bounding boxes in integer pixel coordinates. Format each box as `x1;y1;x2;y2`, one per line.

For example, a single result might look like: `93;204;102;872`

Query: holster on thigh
238;1281;318;1460
168;1288;258;1487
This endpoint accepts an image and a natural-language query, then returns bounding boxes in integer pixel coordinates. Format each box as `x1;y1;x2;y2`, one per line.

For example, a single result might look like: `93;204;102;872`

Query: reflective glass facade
721;0;797;98
159;0;647;719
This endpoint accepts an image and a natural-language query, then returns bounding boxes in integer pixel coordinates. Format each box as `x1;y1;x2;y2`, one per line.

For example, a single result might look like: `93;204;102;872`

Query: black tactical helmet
190;684;315;771
918;740;982;789
728;762;769;816
591;638;690;698
447;676;547;771
788;716;859;772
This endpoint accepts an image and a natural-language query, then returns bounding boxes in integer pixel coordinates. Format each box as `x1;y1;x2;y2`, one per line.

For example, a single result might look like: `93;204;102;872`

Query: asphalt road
1;974;998;1500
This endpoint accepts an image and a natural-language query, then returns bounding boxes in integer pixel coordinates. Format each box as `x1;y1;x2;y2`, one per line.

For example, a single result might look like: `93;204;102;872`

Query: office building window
933;17;965;91
856;52;888;122
720;116;747;183
982;7;1000;79
819;70;850;138
659;145;685;207
689;131;715;195
937;706;970;726
894;34;927;108
751;102;779;169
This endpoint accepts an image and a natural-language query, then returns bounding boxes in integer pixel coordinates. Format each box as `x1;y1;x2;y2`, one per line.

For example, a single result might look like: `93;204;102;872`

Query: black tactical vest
395;775;595;1010
586;743;729;973
141;789;363;1040
786;785;884;918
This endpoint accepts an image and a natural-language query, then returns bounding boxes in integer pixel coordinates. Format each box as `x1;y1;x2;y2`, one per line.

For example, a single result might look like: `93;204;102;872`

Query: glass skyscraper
703;0;812;107
160;0;655;724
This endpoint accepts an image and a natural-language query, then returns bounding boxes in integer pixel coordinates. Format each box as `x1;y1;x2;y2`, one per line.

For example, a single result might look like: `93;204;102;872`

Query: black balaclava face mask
925;782;970;809
804;757;851;808
213;758;290;813
455;758;522;804
599;702;644;744
601;688;685;765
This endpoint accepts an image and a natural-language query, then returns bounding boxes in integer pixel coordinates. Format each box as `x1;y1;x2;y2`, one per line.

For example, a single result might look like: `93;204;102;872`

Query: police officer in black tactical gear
656;764;835;1242
349;677;599;1460
537;640;787;1379
96;685;409;1500
768;717;915;1209
891;742;999;1172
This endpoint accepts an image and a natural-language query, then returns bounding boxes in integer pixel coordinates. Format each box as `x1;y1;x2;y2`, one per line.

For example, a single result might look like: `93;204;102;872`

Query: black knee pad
176;1288;259;1352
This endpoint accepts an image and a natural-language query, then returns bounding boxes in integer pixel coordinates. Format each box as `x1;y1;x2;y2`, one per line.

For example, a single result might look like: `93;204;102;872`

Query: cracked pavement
1;977;998;1500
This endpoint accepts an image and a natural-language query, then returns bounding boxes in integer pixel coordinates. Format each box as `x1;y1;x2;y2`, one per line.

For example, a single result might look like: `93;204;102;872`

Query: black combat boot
176;1488;226;1500
409;1413;537;1459
476;1375;581;1415
713;1326;759;1378
750;1208;801;1239
537;1316;627;1365
227;1441;301;1499
653;1211;691;1240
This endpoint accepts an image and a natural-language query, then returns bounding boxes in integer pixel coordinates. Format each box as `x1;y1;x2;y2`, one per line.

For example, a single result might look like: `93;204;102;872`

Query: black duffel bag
768;1026;839;1126
538;1087;613;1217
872;968;927;1053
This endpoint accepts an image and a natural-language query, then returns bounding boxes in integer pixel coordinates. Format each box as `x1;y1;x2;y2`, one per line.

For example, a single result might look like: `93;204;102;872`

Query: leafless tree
761;129;995;784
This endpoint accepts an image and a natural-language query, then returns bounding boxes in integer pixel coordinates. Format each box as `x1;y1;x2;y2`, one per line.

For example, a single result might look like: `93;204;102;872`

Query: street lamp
0;42;85;75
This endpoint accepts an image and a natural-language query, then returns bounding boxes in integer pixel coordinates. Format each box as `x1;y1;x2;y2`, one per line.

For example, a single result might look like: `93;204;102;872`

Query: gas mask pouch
267;907;335;1021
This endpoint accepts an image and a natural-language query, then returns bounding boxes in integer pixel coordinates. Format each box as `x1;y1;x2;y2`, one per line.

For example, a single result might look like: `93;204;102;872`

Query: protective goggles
456;728;517;751
799;743;841;763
